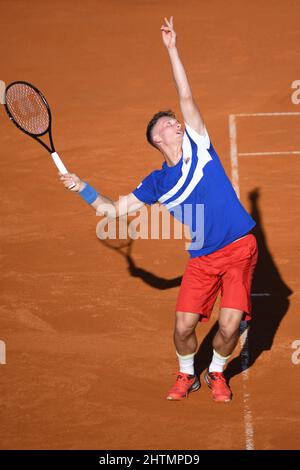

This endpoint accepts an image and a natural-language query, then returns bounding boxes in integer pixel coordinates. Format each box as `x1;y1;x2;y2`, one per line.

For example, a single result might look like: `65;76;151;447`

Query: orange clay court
0;0;300;450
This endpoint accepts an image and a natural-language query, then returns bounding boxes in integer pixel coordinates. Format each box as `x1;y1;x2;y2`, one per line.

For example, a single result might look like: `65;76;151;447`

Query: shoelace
173;374;193;389
209;372;226;383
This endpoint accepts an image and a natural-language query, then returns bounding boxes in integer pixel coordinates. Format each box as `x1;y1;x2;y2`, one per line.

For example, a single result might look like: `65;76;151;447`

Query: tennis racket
4;80;75;188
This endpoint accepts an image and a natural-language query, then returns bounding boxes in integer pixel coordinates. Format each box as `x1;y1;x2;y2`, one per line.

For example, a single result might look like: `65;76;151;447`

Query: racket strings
5;83;49;135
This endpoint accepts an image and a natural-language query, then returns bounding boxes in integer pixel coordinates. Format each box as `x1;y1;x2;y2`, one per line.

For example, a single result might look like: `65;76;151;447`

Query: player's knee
174;319;196;341
219;324;239;343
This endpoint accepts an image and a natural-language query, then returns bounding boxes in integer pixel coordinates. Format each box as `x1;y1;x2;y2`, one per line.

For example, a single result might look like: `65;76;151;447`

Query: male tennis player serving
60;16;258;403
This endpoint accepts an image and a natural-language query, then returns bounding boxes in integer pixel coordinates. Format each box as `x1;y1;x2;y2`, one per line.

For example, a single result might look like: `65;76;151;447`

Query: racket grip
51;151;68;174
51;152;76;189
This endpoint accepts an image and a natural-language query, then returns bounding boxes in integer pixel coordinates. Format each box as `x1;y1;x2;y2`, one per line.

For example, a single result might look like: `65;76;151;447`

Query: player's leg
166;256;221;401
205;234;258;402
205;308;243;403
173;310;200;356
166;311;200;401
212;307;244;358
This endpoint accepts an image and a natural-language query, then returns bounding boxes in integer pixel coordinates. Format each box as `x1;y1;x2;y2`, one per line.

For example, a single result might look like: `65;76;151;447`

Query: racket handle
51;151;68;174
51;152;76;189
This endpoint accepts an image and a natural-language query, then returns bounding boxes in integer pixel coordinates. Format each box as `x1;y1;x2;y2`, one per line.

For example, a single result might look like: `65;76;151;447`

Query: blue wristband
79;182;99;204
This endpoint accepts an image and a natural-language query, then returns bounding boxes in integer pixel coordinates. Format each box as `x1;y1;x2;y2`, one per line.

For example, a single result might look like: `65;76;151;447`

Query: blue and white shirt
133;123;256;257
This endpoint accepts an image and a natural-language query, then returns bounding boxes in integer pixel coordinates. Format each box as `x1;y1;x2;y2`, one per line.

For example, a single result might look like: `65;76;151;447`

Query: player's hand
59;172;84;192
161;16;176;49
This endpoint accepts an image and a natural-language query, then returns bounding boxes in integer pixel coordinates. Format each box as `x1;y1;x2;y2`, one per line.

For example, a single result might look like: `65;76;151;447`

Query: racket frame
4;80;74;185
4;80;55;152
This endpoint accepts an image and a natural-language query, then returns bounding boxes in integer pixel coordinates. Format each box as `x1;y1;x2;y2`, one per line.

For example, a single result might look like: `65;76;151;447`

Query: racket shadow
96;217;182;290
126;255;182;290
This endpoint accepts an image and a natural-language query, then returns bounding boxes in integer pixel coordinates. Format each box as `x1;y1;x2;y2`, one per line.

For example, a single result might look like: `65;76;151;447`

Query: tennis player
60;17;258;403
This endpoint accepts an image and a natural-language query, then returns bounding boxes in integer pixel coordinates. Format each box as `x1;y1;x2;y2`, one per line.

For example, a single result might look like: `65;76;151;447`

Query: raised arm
161;16;206;136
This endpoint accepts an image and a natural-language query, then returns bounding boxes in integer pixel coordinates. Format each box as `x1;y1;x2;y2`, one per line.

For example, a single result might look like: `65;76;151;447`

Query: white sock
176;351;196;375
208;349;231;373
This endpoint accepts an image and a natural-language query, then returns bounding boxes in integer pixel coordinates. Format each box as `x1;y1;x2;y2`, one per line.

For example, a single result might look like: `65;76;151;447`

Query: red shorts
176;233;258;322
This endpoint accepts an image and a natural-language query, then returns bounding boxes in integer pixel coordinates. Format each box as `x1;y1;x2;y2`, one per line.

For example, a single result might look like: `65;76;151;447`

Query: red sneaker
204;370;232;403
166;372;200;400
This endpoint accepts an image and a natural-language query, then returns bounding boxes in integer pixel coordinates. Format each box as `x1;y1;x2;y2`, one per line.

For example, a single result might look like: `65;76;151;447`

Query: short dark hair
146;110;176;150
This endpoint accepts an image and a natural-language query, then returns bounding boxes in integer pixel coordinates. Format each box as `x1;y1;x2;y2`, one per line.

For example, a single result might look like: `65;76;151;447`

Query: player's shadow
194;187;293;382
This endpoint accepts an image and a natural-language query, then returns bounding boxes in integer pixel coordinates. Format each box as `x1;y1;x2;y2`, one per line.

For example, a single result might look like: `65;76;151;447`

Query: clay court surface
1;0;300;450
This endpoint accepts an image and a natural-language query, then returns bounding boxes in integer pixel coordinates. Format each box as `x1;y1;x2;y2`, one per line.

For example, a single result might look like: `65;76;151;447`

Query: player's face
154;116;183;147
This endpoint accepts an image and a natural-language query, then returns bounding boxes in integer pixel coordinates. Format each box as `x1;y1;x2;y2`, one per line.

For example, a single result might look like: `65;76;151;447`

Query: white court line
229;112;300;450
251;293;271;297
228;110;300;450
239;151;300;156
229;114;240;198
229;112;254;449
239;321;254;450
235;112;300;117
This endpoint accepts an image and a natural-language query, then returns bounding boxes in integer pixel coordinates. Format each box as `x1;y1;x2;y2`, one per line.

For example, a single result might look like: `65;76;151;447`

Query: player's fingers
62;174;75;182
60;173;78;190
166;20;174;33
165;17;173;29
